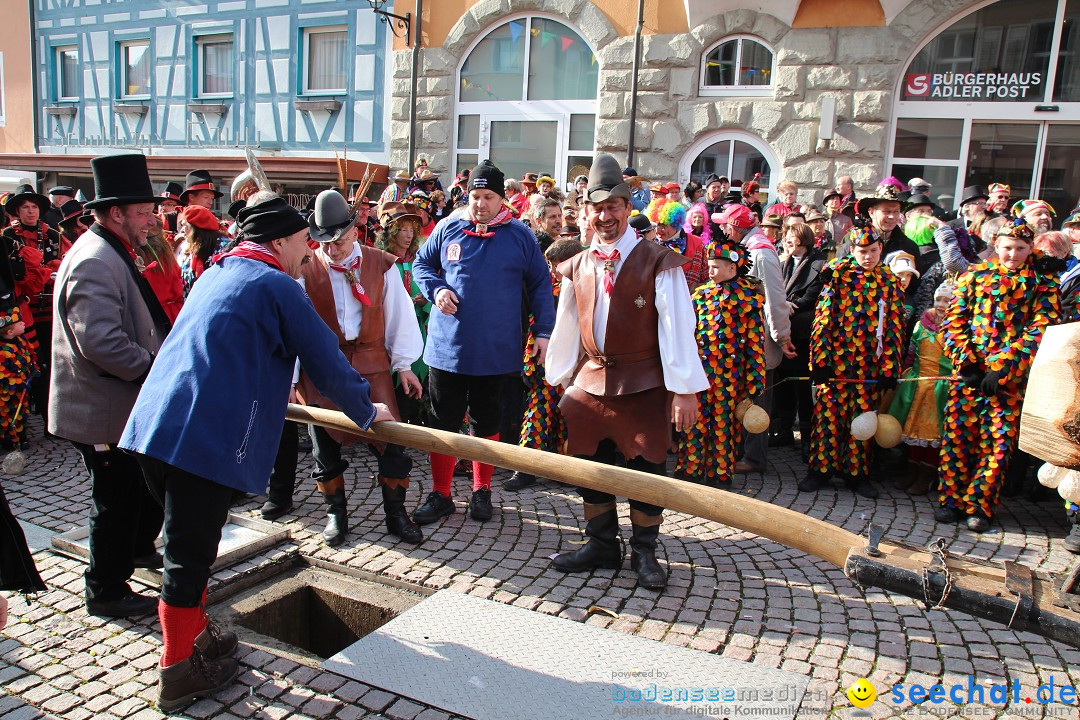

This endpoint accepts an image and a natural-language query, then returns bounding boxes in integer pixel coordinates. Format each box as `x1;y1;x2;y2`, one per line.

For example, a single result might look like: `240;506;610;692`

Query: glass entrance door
488;118;560;184
965;123;1040;200
1038;124;1080;214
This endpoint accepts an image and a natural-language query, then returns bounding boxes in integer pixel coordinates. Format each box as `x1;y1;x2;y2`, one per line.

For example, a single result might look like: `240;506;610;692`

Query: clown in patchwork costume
799;225;906;498
675;236;765;486
934;217;1060;532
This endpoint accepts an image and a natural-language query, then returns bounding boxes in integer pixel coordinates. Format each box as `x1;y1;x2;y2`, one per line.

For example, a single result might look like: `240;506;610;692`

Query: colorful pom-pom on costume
807;256;905;480
937;256;1059;520
675;275;765;485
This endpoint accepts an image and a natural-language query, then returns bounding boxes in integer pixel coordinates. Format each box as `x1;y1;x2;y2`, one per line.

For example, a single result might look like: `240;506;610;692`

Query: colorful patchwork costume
938;241;1060;521
520;270;567;453
675;244;765;485
807;237;906;487
0;305;37;448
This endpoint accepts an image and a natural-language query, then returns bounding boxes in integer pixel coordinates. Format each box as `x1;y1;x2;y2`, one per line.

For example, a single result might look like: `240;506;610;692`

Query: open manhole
213;556;429;662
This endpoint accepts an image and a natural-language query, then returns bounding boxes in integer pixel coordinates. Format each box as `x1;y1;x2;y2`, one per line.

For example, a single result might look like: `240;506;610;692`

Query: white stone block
642;34;696;66
140;9;166;19
420;120;448;148
857;65;895;90
595;119;629;151
771;123;814;164
746;104;785;140
781;159;831;186
669;67;695;100
575;2;616;46
836;30;903;65
176;6;208;16
677;103;713;136
635;151;676;180
717;100;751;127
852;91;887;122
776;30;834;65
830;122;885;156
89;31;109;61
652;121;684;151
218;2;247;12
772;66;803;101
806;66;854;90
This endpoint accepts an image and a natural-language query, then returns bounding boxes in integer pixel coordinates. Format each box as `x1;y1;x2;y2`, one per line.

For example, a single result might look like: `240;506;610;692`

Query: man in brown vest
292;189;424;546
545;154;708;590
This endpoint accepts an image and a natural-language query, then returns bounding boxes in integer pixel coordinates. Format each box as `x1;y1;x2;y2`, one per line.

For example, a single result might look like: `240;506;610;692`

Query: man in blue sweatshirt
411;160;555;524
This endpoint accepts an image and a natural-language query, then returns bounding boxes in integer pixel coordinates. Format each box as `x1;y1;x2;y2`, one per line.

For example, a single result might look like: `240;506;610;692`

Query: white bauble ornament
851;412;879;441
1038;462;1069;489
1058;471;1080;504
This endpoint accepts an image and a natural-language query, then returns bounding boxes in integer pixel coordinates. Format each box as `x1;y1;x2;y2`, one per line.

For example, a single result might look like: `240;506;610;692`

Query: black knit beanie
236;196;309;244
467;160;506;197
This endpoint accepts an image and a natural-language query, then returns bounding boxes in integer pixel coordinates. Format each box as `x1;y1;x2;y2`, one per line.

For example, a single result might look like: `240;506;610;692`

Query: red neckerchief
463;205;513;238
395;252;415;293
216;240;285;272
592;246;620;295
327;255;372;307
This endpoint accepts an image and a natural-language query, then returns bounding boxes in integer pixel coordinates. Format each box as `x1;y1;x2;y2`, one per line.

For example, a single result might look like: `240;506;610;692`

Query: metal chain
921;538;954;610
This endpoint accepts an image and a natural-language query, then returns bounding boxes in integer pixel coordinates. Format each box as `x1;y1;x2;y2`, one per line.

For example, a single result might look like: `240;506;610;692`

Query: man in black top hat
179;170;223;209
50;154;170;621
160;181;184;214
43;186;75;229
1;184;66;430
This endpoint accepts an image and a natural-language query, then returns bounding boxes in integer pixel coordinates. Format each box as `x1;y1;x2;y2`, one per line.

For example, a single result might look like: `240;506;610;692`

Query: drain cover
325;590;809;720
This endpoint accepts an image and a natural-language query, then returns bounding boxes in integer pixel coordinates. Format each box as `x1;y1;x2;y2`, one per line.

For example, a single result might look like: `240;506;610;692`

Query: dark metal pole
407;0;421;170
626;0;645;167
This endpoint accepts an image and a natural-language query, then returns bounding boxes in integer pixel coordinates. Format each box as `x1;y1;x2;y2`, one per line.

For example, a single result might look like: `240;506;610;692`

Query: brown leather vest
302;245;396;374
562;240;689;397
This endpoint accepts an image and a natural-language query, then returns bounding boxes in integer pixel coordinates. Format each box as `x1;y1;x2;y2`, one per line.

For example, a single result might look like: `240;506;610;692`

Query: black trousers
309;424;412;484
426;367;510;438
575;439;663;517
265;420;300;505
137;454;233;608
74;443;163;602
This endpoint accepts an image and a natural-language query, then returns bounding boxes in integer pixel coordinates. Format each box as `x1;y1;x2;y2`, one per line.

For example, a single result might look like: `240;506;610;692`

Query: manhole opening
218;560;427;661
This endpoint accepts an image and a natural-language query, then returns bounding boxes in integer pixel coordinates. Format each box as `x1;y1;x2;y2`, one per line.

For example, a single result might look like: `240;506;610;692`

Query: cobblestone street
2;417;1079;719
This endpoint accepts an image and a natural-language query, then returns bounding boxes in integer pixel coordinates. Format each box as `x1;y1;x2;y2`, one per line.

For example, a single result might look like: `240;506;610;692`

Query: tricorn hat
83;154;165;210
4;184;50;215
161;181;184;203
308;189;358;244
179;169;224;202
584;154;631;204
59;199;85;224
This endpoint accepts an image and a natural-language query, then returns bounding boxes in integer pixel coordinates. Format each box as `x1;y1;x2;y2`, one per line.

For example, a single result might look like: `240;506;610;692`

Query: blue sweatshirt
120;256;377;494
413;214;555;375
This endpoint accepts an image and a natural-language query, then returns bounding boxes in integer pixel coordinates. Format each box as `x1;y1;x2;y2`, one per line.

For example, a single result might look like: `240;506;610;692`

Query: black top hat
4;184;50;215
161;181;184;202
84;154;165;209
179;169;224;203
906;193;935;209
59;200;85;224
48;186;75;197
959;185;989;206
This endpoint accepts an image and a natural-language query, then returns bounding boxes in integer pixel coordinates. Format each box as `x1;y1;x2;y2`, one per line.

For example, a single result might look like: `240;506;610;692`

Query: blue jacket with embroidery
413;214;555;375
119;256;377;494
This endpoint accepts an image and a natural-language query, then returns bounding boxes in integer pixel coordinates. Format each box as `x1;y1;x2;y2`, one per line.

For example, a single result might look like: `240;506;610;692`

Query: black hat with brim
59;199;85;224
4;184;50;215
84;154;165;209
179;169;225;202
227;199;247;220
959;185;989;206
856;185;903;216
236;196;309;244
906;193;935;209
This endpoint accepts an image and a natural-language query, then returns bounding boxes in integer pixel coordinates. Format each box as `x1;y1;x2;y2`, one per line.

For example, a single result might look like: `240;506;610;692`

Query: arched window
679;130;778;203
455;17;599;187
700;36;773;97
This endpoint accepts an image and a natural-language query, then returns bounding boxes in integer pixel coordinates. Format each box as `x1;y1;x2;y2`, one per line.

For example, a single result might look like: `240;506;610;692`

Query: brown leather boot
158;647;240;712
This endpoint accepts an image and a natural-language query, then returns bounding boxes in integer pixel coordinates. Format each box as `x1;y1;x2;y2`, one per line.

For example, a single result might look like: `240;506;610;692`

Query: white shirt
545;225;708;394
297;242;423;372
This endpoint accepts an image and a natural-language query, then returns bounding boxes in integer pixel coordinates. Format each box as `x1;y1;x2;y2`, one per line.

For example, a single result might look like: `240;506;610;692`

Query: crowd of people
0;150;1077;709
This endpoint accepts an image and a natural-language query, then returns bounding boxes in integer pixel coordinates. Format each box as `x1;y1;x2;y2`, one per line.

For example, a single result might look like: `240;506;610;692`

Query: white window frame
195;34;234;99
301;25;348;96
0;52;6;127
453;13;599;188
55;45;78;102
119;40;151;100
699;35;774;98
677;129;779;197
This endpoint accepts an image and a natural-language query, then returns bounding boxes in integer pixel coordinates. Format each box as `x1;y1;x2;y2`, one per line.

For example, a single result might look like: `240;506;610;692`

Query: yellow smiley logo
847;678;877;709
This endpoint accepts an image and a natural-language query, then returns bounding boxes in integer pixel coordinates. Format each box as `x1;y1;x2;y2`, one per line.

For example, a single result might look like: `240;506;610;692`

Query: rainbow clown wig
647;199;687;229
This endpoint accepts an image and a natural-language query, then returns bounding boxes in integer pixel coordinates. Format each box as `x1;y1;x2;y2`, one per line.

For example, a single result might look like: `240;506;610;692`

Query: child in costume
675;237;765;486
888;282;957;496
935;218;1060;532
508;238;583;491
800;225;906;498
0;303;37;450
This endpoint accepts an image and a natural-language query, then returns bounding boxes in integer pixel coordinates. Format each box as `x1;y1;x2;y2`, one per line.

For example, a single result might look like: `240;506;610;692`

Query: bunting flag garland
561;35;574;52
509;20;522;43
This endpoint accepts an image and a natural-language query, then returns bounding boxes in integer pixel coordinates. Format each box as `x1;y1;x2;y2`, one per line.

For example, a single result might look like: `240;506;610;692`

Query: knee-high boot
380;476;423;544
317;475;348;547
551;502;621;572
629;509;667;590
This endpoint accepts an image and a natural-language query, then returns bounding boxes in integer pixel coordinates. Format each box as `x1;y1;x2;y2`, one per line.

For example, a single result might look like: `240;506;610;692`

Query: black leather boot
381;480;423;544
317;476;348;547
552;503;621;573
1066;509;1080;555
629;510;667;590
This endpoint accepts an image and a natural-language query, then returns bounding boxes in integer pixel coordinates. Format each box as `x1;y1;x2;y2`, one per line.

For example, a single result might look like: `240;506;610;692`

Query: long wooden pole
287;404;861;567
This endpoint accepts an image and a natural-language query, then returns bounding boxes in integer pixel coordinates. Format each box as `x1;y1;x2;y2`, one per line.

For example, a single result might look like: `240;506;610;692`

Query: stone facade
390;0;979;204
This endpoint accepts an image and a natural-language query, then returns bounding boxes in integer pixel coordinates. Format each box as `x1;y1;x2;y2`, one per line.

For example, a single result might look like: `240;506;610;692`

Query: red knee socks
472;433;499;491
159;600;207;667
430;452;456;496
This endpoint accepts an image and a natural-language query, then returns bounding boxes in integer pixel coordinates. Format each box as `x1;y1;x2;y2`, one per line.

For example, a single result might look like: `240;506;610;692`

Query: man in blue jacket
411;160;555;525
120;196;391;711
